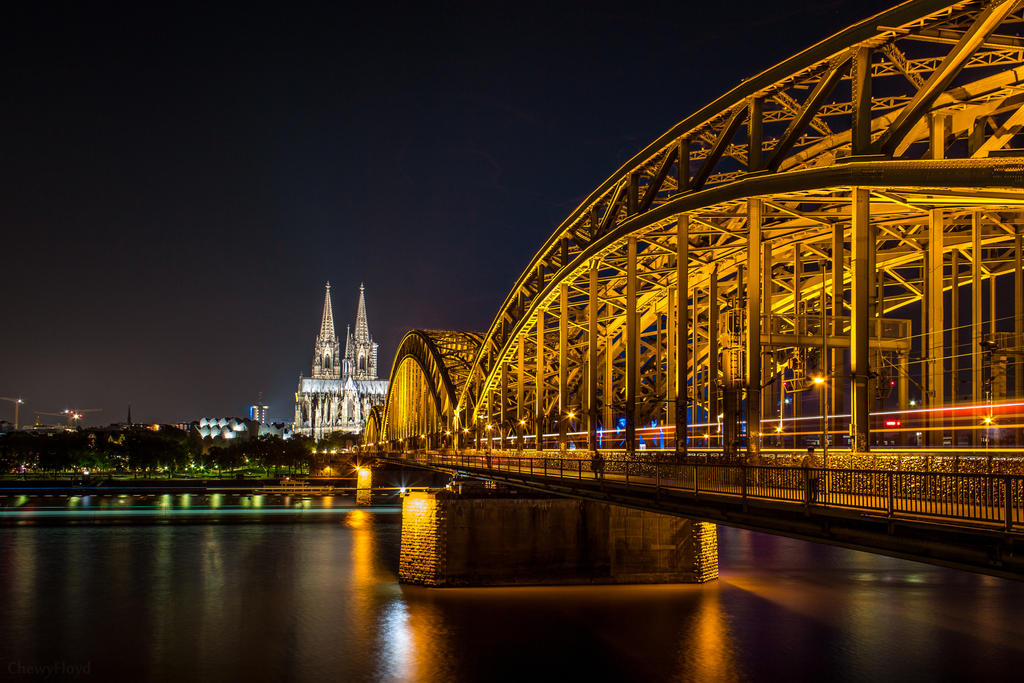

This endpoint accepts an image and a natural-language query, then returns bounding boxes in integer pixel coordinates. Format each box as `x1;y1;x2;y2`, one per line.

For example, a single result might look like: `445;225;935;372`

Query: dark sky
2;0;896;425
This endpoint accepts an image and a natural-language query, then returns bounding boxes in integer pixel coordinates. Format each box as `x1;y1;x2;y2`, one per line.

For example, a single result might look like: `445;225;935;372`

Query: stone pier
356;467;372;506
398;489;718;587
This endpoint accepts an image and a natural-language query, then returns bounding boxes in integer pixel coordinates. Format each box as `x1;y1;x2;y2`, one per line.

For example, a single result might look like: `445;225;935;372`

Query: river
1;493;1022;682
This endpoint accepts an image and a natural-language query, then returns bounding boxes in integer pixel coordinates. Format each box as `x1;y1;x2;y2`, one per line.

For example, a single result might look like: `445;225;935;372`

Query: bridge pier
399;488;718;587
356;466;372;506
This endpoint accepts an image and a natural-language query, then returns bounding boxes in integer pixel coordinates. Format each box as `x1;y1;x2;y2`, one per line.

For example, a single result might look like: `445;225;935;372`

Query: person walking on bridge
590;450;605;480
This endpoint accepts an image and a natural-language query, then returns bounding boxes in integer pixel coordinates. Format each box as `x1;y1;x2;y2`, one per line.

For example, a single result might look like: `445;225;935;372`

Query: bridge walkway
382;451;1024;578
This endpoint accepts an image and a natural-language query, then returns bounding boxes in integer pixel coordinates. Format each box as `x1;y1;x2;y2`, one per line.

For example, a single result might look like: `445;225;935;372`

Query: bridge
365;0;1024;581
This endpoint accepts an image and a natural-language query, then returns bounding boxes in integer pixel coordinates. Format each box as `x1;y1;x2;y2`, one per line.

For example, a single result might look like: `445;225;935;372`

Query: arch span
375;330;482;449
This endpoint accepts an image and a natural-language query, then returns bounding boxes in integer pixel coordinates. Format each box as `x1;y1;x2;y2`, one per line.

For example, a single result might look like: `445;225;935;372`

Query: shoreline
0;477;399;496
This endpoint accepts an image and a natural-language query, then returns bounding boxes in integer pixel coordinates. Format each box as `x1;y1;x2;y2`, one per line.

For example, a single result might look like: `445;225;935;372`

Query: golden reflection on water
680;585;742;683
347;509;387;661
396;588;456;681
344;508;370;528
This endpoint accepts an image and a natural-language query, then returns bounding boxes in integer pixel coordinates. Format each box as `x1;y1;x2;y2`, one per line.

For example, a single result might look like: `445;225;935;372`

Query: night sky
3;0;897;425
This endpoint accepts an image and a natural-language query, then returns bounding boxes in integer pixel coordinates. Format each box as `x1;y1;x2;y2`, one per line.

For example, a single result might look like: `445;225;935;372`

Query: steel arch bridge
372;0;1024;461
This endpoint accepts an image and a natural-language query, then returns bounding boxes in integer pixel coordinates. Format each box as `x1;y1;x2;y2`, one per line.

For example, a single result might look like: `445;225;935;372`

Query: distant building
191;417;292;441
293;282;387;439
249;398;268;424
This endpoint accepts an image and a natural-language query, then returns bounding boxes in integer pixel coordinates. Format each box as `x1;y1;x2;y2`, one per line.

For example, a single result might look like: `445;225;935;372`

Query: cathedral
293;282;388;439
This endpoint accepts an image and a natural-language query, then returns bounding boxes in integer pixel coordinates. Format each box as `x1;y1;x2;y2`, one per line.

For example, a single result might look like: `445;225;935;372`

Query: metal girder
379;330;482;442
377;2;1024;454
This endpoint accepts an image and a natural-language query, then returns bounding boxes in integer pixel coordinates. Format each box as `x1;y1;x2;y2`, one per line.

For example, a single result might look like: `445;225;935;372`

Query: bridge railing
386;451;1024;532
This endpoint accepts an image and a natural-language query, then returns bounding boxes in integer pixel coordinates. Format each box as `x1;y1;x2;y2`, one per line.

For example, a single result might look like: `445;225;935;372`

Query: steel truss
376;1;1024;459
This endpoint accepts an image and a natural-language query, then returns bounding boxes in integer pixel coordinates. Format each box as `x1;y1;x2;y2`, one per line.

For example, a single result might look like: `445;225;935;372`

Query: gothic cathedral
294;282;388;438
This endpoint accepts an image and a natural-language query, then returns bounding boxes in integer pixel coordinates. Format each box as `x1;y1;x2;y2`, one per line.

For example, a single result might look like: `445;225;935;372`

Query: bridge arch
376;330;483;449
363;406;383;450
376;0;1024;458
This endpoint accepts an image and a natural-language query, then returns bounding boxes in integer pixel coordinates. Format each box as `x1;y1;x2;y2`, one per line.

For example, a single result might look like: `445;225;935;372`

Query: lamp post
812;374;828;465
563;410;575;452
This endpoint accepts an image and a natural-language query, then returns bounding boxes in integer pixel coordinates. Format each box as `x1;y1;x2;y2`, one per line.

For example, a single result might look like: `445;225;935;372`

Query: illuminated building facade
294;282;387;439
249;397;268;423
191;417;292;441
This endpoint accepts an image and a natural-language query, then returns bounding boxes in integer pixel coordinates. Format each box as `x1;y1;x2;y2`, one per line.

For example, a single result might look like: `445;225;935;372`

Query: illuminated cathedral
293;282;387;438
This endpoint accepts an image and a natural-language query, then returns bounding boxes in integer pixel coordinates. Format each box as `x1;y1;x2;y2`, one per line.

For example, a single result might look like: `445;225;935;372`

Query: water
2;494;1023;682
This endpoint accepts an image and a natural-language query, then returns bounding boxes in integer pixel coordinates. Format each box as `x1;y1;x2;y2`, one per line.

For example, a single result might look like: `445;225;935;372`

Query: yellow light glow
812;375;826;384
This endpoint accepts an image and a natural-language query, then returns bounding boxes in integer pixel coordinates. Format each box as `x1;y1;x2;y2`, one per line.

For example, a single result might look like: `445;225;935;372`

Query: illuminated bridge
366;0;1024;580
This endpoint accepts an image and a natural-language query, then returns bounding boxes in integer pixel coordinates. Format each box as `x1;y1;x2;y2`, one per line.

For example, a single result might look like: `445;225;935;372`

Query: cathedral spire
354;282;370;344
311;282;341;379
318;281;336;342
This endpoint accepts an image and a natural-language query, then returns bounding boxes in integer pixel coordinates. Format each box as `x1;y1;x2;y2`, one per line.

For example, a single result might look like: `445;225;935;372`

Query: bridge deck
383;451;1024;579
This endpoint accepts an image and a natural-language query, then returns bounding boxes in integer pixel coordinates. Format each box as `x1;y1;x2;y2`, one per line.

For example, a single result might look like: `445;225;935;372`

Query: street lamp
811;373;828;465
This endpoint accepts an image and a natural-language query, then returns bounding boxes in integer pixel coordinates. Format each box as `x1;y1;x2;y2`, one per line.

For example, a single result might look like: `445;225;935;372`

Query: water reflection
378;600;412;680
2;499;1024;682
681;586;741;682
0;492;400;522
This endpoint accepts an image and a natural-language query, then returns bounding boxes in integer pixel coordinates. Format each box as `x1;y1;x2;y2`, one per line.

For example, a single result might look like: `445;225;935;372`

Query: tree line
0;427;321;478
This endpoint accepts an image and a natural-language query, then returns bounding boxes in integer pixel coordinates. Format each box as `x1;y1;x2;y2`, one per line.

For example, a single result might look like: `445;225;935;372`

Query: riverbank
0;463;448;495
0;477;362;495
